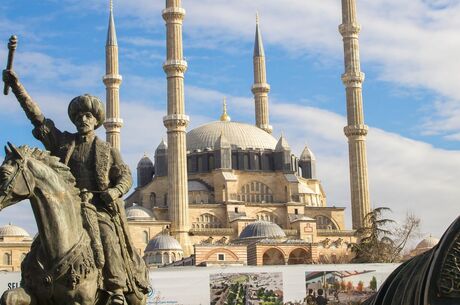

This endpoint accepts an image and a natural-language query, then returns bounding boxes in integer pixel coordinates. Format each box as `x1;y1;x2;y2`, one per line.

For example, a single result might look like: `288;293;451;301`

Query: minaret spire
252;13;272;134
162;0;192;256
339;0;371;230
103;0;123;150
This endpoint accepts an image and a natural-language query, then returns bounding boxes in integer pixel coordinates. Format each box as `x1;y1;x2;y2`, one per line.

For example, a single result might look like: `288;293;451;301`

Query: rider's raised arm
3;69;65;153
3;70;44;127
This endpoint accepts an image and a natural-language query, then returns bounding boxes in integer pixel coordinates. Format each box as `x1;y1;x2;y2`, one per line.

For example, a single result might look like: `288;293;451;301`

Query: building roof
137;154;153;168
126;205;155;220
106;1;117;46
416;235;439;250
300;146;315;161
145;234;183;252
254;13;265;57
239;221;286;240
0;224;30;238
156;139;168;151
275;134;290;151
187;121;277;151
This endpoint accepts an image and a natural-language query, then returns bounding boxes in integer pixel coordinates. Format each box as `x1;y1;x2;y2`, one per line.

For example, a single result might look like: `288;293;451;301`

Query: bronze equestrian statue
362;216;460;305
1;69;149;305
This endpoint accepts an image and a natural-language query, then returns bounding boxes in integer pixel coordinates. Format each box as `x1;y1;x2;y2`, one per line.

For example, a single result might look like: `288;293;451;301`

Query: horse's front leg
1;288;35;305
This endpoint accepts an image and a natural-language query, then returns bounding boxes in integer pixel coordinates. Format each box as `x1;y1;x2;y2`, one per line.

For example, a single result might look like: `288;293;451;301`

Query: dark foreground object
363;216;460;305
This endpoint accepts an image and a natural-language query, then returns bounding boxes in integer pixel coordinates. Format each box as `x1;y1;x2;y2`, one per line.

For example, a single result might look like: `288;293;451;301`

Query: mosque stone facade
124;0;357;266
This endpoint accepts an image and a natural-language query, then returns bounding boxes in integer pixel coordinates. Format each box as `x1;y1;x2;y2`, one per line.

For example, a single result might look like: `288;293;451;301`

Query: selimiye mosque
0;0;438;269
120;0;368;267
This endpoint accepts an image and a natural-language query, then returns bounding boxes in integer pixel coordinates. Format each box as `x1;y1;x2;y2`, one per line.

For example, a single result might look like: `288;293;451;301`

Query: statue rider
3;69;148;305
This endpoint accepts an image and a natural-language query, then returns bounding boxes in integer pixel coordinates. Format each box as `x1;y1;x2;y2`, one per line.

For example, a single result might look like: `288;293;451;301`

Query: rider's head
68;94;105;134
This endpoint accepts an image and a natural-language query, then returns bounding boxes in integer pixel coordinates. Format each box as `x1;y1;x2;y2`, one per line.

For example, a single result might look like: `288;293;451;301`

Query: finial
256;11;259;25
220;97;231;121
110;0;113;12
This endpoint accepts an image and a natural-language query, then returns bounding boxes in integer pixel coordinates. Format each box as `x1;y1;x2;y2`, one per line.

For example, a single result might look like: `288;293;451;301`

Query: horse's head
0;142;35;210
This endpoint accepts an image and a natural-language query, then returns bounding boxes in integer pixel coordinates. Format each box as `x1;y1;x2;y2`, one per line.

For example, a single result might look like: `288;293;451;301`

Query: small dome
187;121;277;151
416;235;439;250
239;221;286;240
145;234;182;252
126;205;155;220
0;224;30;237
137;155;153;168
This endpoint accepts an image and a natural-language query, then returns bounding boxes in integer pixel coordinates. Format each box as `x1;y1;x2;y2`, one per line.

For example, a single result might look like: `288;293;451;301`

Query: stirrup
111;293;125;305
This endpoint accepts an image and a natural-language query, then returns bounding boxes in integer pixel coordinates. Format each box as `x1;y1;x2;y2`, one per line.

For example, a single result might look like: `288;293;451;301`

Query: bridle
0;158;33;208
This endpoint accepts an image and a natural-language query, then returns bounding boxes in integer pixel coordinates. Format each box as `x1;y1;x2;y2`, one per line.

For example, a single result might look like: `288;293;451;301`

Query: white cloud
270;102;460;237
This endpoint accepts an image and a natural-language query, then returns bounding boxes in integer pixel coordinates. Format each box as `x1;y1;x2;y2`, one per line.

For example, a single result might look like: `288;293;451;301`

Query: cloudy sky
0;0;459;243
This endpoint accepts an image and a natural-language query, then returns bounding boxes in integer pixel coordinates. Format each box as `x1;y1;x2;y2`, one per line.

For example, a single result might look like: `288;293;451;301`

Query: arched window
262;248;284;265
197;156;203;172
142;231;149;244
192;213;222;229
315;215;338;230
3;253;11;265
150;193;156;206
238;181;273;203
154;253;162;264
254;154;260;170
208;155;215;171
256;212;278;224
243;154;249;170
164;194;168;206
163;253;170;264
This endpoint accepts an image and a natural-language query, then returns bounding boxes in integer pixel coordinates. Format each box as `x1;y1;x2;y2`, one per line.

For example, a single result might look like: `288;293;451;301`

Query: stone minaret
339;0;371;230
103;0;123;150
162;0;192;255
252;13;272;134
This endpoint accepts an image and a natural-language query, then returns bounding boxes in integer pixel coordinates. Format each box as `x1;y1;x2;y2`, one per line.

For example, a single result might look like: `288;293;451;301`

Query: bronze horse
363;215;460;305
0;144;146;305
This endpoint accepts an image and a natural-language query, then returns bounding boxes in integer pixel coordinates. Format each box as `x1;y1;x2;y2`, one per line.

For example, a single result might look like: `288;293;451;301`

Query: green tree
369;276;377;291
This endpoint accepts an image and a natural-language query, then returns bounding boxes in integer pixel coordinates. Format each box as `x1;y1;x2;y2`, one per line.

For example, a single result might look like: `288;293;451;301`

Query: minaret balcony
162;7;186;22
344;124;368;137
163;114;190;131
251;83;270;93
163;60;188;75
338;23;361;37
103;74;122;85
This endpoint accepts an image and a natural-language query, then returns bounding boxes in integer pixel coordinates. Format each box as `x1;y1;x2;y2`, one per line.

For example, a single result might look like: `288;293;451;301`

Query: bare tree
351;208;421;263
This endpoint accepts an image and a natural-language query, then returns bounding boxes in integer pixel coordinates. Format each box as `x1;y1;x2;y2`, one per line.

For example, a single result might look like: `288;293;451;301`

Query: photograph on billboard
210;272;283;305
304;270;377;305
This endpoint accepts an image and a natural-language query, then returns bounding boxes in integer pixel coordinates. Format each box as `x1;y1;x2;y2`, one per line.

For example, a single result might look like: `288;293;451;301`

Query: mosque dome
416;235;440;250
145;234;182;252
126;205;155;220
0;224;30;238
239;221;286;240
187;121;277;151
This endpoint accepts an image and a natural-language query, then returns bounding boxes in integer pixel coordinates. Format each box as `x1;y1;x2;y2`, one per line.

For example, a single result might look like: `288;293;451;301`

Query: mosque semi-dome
0;224;30;238
239;221;286;240
145;234;183;252
186;121;278;151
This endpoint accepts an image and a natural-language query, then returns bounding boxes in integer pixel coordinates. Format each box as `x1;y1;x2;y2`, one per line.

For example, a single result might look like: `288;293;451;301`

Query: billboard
0;264;399;305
